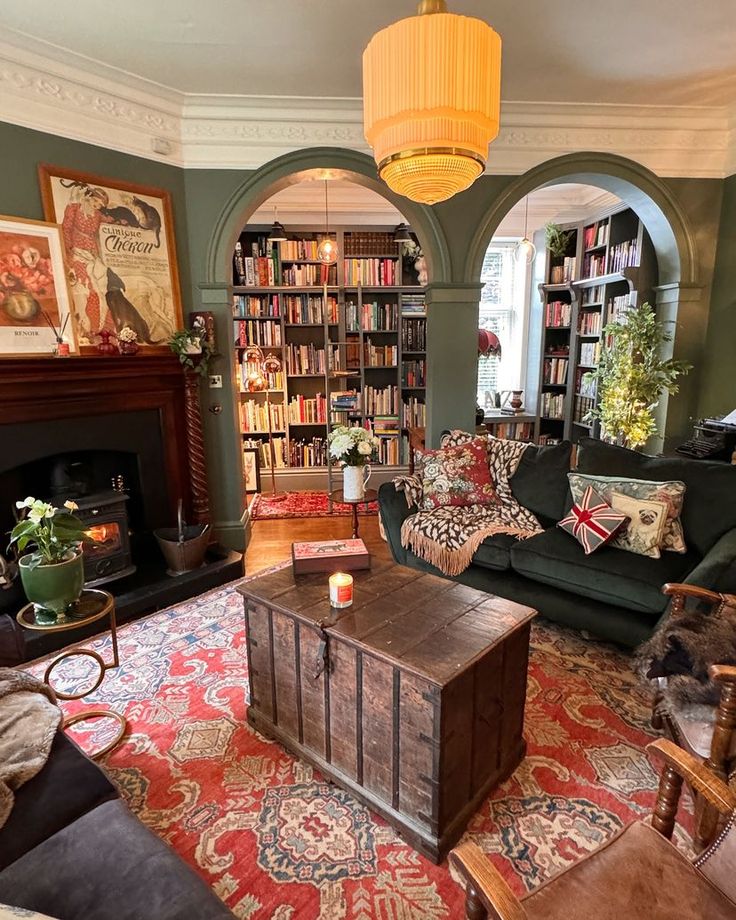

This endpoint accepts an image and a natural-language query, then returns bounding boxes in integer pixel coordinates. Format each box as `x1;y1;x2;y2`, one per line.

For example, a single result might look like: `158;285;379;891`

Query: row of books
608;238;639;273
549;257;576;284
402;397;426;428
290;438;328;468
343;231;396;256
239;362;283;392
374;436;401;465
233;294;281;318
580;284;605;306
344;258;398;287
365;384;399;415
285;294;338;325
487;421;535;441
278;239;320;261
402;294;426;315
606;292;637;325
240;401;285;433
582;251;607;279
579;341;601;366
244;438;286;470
541;392;565;420
574;396;596;424
364;341;398;367
543;357;568;386
401;318;426;351
402;359;426;388
545;300;572;328
330;390;360;412
538;434;563;446
575;368;597;399
234;319;282;347
578;311;602;336
286;343;326;375
373;415;400;435
288;394;327;425
234;239;279;286
282;263;336;287
346;300;398;332
583;220;609;250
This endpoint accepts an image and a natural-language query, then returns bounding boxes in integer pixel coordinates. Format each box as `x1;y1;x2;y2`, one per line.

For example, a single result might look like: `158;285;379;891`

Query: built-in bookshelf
534;205;657;443
232;227;426;485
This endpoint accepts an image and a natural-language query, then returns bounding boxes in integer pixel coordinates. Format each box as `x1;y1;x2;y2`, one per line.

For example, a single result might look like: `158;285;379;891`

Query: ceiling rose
363;0;502;206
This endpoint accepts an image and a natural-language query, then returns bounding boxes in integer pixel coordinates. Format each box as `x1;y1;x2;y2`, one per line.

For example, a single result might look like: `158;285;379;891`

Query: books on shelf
281;263;336;287
343;231;396;256
286;343;326;375
401;318;426;351
278;239;320;261
545;300;572;327
578;311;602;336
374;435;400;465
401;294;426;315
402;359;426;388
234;237;281;287
574;396;596;424
239;359;283;392
486;421;535;441
344;258;398;287
360;300;398;331
549;257;576;284
402;396;426;428
583;220;609;250
541;392;565;420
289;438;328;468
330;390;360;412
575;368;597;399
543;357;568;385
284;294;338;324
608;238;640;273
244;437;287;469
364;339;398;367
233;293;281;317
234;319;282;348
364;385;399;416
538;434;562;446
583;251;606;279
240;400;285;433
287;393;327;425
373;415;400;435
581;285;605;306
579;341;601;366
606;292;637;325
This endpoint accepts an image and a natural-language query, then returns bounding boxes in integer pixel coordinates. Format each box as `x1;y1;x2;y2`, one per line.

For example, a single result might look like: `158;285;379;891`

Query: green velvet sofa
378;437;736;648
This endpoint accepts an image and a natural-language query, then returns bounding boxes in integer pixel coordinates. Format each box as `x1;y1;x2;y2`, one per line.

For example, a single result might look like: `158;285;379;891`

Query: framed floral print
243;447;261;494
38;164;183;353
0;214;78;356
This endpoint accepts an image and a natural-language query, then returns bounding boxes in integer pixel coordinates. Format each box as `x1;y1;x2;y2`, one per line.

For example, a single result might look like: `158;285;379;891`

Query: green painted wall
0;119;729;550
699;173;736;418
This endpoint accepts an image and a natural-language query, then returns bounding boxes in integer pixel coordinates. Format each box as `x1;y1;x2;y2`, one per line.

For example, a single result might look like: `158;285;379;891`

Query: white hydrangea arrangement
328;425;379;467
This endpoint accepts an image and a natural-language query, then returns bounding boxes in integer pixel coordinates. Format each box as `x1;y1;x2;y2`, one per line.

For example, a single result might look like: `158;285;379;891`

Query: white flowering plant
328;426;380;467
9;497;93;568
117;325;138;344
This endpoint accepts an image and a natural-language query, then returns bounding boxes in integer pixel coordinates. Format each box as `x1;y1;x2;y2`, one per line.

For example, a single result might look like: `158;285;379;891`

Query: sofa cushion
472;533;517;571
0;730;117;871
0;799;234;920
511;441;573;525
510;528;700;615
577;437;736;556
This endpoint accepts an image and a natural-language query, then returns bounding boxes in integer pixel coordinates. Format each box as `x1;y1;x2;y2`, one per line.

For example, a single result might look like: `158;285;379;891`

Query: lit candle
329;572;353;609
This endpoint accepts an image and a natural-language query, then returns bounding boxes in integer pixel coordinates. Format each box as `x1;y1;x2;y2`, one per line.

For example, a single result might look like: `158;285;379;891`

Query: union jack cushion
558;485;629;555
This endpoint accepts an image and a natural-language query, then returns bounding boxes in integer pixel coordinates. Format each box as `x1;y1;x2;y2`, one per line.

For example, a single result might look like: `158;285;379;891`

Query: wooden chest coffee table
238;558;536;863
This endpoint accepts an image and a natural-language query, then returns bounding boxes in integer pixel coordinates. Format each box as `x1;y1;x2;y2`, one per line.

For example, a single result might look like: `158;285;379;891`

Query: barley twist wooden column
183;370;211;525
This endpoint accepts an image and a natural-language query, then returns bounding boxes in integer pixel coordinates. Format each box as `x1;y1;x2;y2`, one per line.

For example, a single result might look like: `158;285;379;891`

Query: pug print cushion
607;491;669;558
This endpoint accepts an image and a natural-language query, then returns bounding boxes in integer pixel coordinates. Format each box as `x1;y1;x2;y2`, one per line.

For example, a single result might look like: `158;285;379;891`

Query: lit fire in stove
84;523;121;556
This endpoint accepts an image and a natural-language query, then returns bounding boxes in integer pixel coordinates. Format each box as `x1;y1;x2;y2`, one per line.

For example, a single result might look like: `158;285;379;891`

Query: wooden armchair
652;583;736;846
450;739;736;919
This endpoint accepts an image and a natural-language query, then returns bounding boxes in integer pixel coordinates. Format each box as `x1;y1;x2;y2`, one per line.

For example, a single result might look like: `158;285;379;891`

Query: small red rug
250;490;379;521
28;571;689;919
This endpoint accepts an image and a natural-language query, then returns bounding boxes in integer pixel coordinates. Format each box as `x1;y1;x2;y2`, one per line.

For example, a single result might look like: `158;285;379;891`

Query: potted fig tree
9;497;91;624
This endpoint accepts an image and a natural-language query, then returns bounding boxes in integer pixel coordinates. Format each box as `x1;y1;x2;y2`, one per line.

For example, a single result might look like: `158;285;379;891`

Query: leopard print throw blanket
395;431;543;577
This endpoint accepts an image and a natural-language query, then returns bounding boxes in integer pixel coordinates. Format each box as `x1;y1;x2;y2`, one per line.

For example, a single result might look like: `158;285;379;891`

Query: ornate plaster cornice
0;36;733;178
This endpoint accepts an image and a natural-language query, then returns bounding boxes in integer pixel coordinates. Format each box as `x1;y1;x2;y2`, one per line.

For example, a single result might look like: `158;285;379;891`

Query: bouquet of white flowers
328;425;379;467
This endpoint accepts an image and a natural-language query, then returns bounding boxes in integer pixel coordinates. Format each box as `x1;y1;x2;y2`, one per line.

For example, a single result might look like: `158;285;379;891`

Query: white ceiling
1;1;734;106
251;180;620;235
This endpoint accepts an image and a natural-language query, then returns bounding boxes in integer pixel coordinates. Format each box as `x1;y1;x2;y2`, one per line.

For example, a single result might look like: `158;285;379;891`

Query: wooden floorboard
245;513;389;575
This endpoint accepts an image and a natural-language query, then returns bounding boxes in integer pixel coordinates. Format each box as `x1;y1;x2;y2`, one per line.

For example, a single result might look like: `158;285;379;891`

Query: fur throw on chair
635;595;736;720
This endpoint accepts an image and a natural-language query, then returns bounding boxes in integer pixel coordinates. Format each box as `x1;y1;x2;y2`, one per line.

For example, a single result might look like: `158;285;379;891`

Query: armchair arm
684;528;736;597
648;739;736;822
449;842;527;920
710;665;736;683
662;583;725;605
378;482;413;565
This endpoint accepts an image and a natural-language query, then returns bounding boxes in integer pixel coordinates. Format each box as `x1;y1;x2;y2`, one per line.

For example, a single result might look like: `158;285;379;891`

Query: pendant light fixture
317;180;338;265
393;222;413;244
514;196;537;266
267;206;287;243
363;0;502;206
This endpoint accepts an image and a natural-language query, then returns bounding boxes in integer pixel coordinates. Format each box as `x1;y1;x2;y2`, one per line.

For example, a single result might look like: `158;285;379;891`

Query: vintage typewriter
676;417;736;461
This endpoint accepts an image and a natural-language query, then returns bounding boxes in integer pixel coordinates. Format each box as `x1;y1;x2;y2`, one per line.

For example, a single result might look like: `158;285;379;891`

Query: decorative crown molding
0;35;733;178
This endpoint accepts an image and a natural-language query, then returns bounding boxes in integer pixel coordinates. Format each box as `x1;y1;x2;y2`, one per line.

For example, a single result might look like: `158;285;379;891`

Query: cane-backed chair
450;739;736;920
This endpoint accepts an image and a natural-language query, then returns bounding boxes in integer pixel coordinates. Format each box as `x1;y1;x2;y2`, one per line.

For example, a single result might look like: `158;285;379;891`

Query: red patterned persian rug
28;574;683;919
250;490;379;521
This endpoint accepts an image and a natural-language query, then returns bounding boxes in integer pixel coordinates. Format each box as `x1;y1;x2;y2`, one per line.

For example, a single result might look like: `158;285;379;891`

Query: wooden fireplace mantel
0;355;204;522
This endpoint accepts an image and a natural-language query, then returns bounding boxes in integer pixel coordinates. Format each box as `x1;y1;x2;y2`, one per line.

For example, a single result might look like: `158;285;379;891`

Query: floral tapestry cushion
419;437;498;510
558;485;629;554
607;491;670;559
567;472;687;554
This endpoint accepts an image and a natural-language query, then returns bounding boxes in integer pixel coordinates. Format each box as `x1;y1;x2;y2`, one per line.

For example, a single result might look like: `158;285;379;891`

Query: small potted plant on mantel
169;325;214;378
9;497;92;624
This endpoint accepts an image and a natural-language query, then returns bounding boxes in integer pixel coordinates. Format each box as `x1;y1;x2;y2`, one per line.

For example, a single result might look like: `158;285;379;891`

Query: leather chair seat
523;821;736;919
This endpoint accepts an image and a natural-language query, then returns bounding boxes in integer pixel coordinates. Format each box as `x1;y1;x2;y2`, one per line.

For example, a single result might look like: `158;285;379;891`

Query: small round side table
16;589;127;759
331;488;379;539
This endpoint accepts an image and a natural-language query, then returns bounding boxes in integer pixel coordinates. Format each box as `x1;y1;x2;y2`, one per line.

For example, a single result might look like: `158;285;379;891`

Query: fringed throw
395;433;542;577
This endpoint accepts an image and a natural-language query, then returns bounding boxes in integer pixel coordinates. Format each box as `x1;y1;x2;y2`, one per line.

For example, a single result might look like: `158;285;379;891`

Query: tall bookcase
232;227;426;492
535;205;657;444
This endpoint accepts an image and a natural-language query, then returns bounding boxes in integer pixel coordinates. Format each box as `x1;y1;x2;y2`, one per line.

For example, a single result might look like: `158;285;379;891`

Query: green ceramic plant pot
19;552;84;624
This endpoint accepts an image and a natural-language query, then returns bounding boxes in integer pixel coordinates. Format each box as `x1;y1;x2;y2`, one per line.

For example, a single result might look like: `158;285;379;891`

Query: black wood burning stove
74;491;135;587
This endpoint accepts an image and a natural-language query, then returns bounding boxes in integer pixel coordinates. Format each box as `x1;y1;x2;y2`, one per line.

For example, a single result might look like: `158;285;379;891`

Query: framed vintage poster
38;164;183;352
243;447;261;494
0;214;78;356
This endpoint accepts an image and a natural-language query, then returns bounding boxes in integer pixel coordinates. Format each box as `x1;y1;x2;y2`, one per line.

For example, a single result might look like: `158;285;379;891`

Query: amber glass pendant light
317;181;338;265
514;196;537;266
